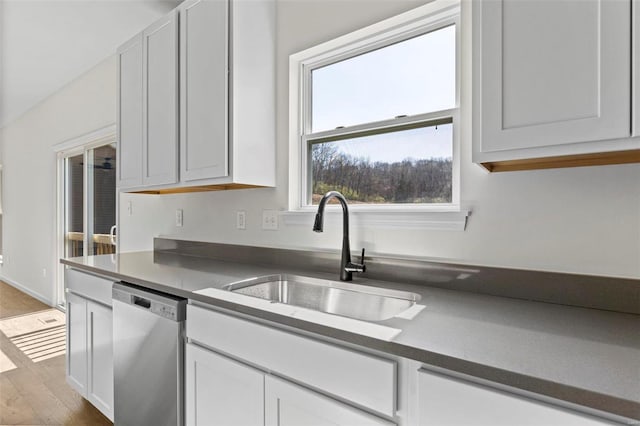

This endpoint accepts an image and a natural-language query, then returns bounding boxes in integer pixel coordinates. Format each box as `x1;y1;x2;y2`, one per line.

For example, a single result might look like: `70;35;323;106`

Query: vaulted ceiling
0;0;182;128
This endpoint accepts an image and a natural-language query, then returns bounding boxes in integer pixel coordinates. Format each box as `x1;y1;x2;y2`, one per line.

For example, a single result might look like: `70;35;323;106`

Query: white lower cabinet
185;342;395;426
416;368;619;426
66;292;88;395
186;304;397;426
65;269;114;421
86;301;114;418
265;375;395;426
185;343;264;426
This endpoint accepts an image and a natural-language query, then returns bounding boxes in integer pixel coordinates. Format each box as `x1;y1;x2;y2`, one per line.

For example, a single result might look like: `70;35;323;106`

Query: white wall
0;56;120;303
119;0;640;279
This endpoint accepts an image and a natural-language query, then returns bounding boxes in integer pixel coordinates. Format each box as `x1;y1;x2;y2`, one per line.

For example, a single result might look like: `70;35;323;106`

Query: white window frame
288;0;466;231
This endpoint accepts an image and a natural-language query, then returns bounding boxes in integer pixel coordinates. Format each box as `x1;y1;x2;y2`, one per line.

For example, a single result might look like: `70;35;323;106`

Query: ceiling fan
80;157;114;170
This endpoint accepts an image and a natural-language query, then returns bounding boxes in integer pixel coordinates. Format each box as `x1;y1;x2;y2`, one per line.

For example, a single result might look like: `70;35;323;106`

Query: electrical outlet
175;209;184;227
127;201;133;216
262;210;278;230
42;268;47;278
237;211;246;230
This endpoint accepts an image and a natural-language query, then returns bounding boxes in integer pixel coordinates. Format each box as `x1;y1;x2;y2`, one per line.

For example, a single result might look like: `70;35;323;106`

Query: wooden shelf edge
128;183;268;195
481;149;640;172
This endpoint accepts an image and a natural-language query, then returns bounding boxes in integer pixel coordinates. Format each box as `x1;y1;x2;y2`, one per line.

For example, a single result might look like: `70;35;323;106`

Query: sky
311;24;456;159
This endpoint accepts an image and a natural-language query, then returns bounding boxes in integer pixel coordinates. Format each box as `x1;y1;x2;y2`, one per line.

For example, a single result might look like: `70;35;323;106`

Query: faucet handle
345;248;366;274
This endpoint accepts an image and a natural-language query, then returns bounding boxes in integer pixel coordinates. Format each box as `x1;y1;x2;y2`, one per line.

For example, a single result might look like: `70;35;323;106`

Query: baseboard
0;275;54;307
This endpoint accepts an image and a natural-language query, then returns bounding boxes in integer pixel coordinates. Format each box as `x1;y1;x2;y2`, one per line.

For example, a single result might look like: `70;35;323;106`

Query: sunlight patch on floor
0;309;65;338
10;325;66;362
0;309;66;363
0;348;17;373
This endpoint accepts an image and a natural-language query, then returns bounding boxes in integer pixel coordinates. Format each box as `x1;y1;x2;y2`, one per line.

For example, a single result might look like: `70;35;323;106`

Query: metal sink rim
223;273;421;303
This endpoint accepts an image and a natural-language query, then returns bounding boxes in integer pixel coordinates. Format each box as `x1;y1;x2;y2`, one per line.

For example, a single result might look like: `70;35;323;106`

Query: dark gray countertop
61;251;640;422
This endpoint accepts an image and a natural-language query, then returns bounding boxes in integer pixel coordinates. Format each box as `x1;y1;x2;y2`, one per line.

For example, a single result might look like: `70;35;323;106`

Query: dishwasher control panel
151;301;179;320
113;282;186;322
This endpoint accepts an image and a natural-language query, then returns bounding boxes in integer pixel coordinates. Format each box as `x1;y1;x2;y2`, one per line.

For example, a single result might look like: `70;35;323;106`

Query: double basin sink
223;274;421;322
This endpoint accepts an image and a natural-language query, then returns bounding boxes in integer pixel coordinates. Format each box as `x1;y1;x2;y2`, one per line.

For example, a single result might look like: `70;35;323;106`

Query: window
289;1;460;212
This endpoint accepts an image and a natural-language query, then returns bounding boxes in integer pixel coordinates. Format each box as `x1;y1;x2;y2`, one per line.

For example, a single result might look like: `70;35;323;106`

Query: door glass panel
65;154;84;257
90;144;117;255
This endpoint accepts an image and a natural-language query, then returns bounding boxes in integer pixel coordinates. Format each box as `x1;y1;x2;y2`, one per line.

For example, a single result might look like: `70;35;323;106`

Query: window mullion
305;112;454;145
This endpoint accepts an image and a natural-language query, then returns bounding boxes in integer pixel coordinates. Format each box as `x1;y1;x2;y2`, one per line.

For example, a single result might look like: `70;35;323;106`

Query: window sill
281;208;470;231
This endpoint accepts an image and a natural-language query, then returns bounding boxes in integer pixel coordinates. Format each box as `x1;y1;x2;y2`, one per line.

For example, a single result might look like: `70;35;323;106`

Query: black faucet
313;191;366;281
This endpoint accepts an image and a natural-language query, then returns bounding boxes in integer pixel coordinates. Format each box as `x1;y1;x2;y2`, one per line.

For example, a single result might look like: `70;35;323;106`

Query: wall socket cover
262;210;278;230
175;209;184;227
237;211;246;230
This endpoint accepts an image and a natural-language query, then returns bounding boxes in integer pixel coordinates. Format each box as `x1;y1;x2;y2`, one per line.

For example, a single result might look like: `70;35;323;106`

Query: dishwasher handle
133;295;151;309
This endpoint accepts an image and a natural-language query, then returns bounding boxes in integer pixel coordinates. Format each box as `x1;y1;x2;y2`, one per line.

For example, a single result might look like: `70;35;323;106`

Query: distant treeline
311;144;452;204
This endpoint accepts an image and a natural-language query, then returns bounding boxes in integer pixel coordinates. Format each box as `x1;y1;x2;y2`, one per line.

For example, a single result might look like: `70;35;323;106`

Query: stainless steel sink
223;274;421;322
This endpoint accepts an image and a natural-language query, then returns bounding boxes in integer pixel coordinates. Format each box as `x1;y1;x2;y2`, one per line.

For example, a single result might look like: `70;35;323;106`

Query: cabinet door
265;375;395;426
185;343;264;426
66;292;87;396
142;10;179;186
116;34;143;189
633;0;640;137
180;0;229;182
87;301;114;421
473;0;631;160
416;369;618;426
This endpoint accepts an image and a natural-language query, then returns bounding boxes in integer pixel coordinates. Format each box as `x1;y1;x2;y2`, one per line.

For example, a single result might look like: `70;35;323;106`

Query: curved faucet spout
313;191;349;235
313;191;364;281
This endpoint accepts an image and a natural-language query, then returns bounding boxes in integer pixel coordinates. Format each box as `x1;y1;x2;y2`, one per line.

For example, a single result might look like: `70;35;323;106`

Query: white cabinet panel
66;292;87;396
228;0;276;186
473;0;632;162
188;304;397;417
416;369;618;426
65;268;113;306
185;343;264;426
142;10;178;186
117;34;143;189
633;0;640;137
265;375;395;426
65;270;114;422
180;0;229;181
87;301;114;421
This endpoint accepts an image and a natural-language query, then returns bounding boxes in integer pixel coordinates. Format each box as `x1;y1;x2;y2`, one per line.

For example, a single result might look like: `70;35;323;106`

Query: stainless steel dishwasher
112;282;186;426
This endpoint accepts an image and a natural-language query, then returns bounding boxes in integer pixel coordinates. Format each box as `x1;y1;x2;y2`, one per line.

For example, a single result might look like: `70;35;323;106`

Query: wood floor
0;281;112;425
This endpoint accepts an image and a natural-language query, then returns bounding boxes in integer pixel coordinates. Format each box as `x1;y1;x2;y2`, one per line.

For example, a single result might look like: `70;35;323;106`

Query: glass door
88;144;117;256
59;141;117;306
64;153;85;258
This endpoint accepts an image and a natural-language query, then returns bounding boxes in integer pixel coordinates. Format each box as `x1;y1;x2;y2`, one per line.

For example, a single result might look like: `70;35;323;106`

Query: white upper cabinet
180;0;229;182
116;35;143;189
117;0;275;193
142;10;179;186
473;0;640;171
